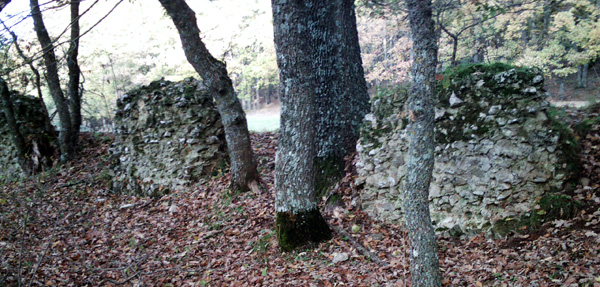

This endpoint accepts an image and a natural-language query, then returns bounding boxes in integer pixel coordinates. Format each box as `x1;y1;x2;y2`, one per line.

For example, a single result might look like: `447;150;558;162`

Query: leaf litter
1;108;600;286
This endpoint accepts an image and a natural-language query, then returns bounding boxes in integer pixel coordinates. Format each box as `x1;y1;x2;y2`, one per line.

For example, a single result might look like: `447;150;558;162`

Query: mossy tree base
276;208;332;252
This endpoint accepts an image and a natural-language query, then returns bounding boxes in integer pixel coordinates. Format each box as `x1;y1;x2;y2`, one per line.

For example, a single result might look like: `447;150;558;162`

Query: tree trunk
5;29;53;133
0;0;10;12
313;0;370;194
0;78;30;174
577;63;589;88
404;0;443;286
67;0;82;149
30;0;75;162
158;0;259;192
272;0;332;252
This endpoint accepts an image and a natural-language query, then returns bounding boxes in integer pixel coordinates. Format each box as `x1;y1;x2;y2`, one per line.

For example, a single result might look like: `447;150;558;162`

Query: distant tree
314;0;370;194
272;0;333;251
30;0;80;162
158;0;259;192
404;0;442;285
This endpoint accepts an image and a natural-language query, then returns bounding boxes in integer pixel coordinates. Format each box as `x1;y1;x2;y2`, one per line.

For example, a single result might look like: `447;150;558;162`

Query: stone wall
110;78;227;196
0;92;56;179
356;64;579;236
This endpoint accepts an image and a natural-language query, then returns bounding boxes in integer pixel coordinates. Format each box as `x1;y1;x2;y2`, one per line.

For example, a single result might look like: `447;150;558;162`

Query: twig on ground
331;225;389;267
18;198;28;287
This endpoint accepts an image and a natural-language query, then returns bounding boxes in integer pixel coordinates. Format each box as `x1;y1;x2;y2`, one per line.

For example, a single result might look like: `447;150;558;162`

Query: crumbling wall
356;64;580;236
111;78;227;196
0;92;56;179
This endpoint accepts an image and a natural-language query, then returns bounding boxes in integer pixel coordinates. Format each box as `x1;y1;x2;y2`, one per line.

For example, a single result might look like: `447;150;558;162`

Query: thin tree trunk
272;0;332;252
405;0;443;286
314;0;369;194
4;28;53;133
67;0;82;148
577;63;589;88
0;78;30;174
158;0;259;192
30;0;75;162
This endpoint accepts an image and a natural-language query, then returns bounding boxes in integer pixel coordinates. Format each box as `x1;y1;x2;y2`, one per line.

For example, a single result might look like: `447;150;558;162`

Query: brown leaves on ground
1;118;600;286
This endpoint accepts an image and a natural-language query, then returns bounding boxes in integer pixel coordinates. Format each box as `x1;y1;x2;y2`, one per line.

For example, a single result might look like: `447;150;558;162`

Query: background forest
1;0;600;286
1;0;599;132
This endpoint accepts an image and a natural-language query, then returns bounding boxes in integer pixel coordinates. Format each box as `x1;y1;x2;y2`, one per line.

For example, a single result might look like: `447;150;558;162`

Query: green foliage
251;230;275;255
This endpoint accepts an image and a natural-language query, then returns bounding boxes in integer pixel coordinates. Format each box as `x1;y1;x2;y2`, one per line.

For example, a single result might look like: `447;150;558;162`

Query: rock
449;92;464;108
332;253;349;264
488;105;502;115
0;92;57;178
357;63;579;237
110;78;227;196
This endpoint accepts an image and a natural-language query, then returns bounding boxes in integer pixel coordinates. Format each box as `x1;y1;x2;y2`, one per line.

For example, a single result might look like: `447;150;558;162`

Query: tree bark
158;0;259;191
30;0;75;162
404;0;443;286
67;0;82;149
272;0;332;252
577;63;589;88
0;78;30;174
0;0;10;12
313;0;370;194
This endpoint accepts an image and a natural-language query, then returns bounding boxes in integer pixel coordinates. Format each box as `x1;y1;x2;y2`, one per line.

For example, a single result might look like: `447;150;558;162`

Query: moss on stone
491;193;581;237
276;208;332;252
359;85;408;149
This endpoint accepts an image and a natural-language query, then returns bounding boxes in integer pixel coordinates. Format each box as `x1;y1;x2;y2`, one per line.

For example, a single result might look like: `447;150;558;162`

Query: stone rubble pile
0;92;56;178
110;78;227;196
356;64;579;236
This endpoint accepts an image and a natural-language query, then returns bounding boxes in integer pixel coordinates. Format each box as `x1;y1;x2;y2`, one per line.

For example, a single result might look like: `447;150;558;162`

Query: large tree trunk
314;0;370;194
404;0;443;286
272;0;332;252
67;0;82;149
30;0;75;162
0;78;30;174
158;0;259;192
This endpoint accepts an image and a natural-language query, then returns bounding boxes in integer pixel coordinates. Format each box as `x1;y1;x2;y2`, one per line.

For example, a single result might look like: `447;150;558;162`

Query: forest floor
1;106;600;287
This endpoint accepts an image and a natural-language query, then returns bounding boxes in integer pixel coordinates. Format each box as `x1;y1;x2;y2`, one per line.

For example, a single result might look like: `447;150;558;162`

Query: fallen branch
331;225;389;267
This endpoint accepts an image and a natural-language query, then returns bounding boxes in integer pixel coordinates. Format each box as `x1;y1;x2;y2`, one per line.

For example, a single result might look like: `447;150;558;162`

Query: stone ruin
356;64;580;237
0;92;56;179
110;78;227;196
